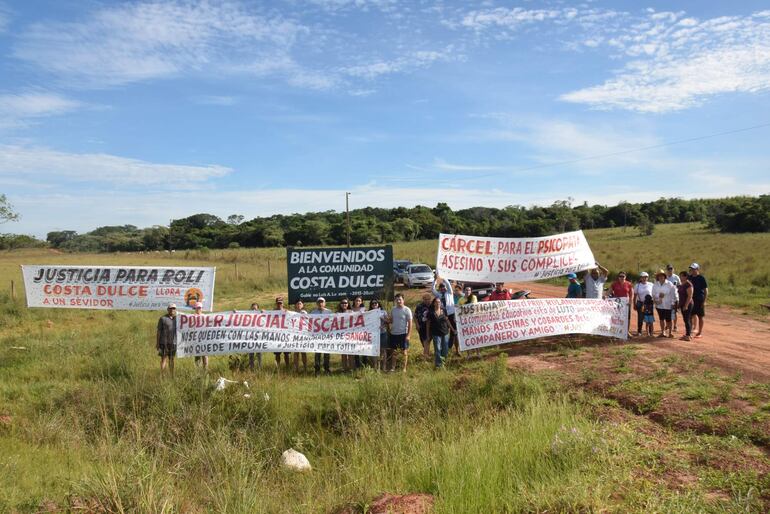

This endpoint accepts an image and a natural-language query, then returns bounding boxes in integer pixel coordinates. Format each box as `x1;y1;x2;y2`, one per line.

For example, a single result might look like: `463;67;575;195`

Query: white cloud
459;7;563;32
0;92;83;130
0;145;231;187
191;95;238;106
561;10;770;112
13;1;310;88
432;158;504;172
342;48;456;80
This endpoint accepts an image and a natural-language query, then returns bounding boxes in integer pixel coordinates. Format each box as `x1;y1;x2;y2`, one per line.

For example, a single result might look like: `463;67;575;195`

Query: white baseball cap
689;263;700;270
167;303;177;309
639;272;649;278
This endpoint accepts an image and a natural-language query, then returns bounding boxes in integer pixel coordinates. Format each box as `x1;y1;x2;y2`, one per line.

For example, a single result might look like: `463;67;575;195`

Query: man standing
273;297;291;371
665;265;681;332
192;302;208;370
248;302;262;371
156;303;177;377
566;273;582;298
689;263;709;338
584;263;609;299
388;293;413;372
311;297;332;374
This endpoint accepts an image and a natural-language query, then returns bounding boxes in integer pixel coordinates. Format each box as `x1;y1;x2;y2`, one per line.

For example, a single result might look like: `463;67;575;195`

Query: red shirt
485;290;512;301
610;279;633;299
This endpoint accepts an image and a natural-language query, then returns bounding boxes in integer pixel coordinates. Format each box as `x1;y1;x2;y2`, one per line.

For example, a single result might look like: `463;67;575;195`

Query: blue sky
0;0;768;237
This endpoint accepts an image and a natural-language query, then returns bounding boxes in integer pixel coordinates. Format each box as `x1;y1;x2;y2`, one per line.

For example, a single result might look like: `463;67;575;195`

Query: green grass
1;229;770;512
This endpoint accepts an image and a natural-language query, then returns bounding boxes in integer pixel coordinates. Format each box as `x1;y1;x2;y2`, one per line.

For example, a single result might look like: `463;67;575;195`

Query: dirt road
509;281;770;381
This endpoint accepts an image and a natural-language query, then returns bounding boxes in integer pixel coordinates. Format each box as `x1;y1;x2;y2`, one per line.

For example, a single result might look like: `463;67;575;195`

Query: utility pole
345;192;351;247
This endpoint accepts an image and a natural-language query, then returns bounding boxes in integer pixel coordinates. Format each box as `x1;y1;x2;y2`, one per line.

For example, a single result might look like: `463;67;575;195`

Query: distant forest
6;195;754;253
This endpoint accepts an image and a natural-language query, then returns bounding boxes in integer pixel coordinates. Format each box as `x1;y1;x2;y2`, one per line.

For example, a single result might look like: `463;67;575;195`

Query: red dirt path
511;281;770;381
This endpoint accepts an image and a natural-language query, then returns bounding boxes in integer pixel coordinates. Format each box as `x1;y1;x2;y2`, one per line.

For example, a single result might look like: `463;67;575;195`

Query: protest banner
287;245;393;304
176;309;381;357
21;265;216;311
456;298;628;351
436;231;596;282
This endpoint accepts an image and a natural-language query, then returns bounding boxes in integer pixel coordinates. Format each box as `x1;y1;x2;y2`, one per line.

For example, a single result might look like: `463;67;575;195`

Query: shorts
692;300;705;317
643;314;654;324
389;333;409;350
656;308;671;321
158;344;176;357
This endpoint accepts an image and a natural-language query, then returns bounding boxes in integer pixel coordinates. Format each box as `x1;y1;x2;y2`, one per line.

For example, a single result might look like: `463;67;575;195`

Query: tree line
34;195;767;253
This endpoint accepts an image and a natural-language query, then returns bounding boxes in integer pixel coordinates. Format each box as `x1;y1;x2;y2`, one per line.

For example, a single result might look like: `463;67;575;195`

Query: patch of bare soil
336;493;434;514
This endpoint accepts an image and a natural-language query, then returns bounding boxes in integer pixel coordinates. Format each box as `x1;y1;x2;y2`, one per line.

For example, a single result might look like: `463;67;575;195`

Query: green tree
0;194;20;223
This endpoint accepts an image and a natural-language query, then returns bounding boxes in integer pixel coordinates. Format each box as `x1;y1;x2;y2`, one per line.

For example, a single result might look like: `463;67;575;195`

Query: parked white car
404;264;434;288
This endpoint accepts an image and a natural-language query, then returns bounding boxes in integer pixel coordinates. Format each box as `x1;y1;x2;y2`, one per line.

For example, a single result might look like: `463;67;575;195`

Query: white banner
436;231;596;282
21;265;216;311
456;298;628;351
175;309;381;357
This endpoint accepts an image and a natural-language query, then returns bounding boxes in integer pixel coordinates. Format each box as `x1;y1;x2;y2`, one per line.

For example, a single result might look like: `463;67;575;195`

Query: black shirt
690;274;708;301
427;308;450;337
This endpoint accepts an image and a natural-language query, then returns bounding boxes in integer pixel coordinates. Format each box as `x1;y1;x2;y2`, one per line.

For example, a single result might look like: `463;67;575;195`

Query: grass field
1;223;769;512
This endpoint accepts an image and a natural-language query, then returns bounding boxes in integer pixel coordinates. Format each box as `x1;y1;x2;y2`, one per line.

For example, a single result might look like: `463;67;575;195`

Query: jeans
681;304;693;336
635;301;644;334
314;353;330;373
432;334;449;368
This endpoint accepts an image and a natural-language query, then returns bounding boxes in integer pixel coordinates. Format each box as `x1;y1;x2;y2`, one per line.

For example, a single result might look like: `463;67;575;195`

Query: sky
0;0;768;237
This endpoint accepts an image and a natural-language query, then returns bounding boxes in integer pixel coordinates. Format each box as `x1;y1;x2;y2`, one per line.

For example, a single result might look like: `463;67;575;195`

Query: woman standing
632;272;653;336
651;270;677;338
426;297;452;369
351;296;366;369
677;271;694;341
293;300;308;373
369;299;389;370
273;297;291;371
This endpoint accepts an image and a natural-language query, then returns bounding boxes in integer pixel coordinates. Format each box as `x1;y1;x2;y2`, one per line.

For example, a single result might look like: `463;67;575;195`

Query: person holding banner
387;293;412;372
369;299;389;371
273;297;291;371
351;296;367;369
156;303;177;377
192;302;208;370
426;297;452;368
248;302;263;371
312;298;332;375
293;300;309;373
611;271;634;336
337;298;354;371
457;285;480;358
414;293;432;359
432;276;457;355
584;263;609;299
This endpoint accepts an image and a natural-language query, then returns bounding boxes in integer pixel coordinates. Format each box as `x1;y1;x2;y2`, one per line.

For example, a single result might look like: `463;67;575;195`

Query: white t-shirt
634;282;653;304
651;280;678;309
666;273;681;287
584;274;606;299
390;305;413;335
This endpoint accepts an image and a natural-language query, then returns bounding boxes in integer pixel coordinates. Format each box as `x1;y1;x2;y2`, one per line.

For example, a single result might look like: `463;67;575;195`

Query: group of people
154;275;520;376
565;262;709;341
155;263;710;377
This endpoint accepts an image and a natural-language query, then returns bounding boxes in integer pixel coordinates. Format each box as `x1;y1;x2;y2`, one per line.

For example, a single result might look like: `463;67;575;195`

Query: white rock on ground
280;449;311;471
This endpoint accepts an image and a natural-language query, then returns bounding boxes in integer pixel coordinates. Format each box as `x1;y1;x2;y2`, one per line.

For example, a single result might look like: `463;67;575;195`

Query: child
643;294;655;336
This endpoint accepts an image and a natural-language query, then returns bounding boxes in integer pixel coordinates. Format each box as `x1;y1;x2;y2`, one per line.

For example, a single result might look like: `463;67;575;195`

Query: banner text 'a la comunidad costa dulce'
176;309;381;357
21;265;216;311
437;231;596;282
456;298;628;351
